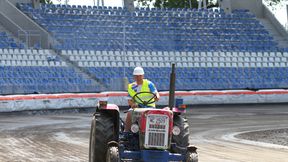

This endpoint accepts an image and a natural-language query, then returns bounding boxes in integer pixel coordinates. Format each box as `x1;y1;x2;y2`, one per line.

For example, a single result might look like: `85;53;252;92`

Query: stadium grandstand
0;0;288;95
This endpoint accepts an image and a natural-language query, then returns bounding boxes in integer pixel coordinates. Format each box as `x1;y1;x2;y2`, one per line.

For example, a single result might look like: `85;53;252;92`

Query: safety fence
1;90;288;112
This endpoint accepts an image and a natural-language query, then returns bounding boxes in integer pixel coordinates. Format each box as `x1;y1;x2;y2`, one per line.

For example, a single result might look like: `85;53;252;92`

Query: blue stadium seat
15;3;283;52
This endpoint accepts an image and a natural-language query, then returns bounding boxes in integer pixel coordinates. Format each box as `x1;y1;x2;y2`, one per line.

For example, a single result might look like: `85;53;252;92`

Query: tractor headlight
172;126;181;136
131;123;139;133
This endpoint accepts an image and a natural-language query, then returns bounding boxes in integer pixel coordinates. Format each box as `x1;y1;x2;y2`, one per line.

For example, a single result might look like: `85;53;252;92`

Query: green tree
134;0;218;8
265;0;283;6
135;0;285;8
40;0;53;4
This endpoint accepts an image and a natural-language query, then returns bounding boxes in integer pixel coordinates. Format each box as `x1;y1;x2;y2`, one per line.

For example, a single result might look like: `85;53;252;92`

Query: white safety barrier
1;90;288;112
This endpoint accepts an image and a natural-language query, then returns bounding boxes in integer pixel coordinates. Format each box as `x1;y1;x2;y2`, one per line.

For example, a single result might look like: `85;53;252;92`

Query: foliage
265;0;283;6
135;0;286;8
39;0;53;4
135;0;218;8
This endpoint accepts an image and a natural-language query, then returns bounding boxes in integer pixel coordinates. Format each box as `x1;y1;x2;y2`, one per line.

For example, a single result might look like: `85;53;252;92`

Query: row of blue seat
85;67;288;91
55;42;280;52
1;65;288;94
0;66;103;94
0;32;23;49
38;10;255;20
0;84;100;94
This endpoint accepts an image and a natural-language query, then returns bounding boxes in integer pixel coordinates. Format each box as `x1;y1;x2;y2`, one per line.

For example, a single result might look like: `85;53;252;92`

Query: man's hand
128;99;138;108
131;103;138;108
154;92;160;101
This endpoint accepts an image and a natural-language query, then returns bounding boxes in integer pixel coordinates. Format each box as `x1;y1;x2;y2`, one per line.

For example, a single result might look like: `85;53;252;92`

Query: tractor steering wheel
132;92;157;107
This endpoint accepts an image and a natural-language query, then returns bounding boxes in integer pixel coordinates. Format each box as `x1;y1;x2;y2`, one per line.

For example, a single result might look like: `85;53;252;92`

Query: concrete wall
123;0;134;11
0;0;54;48
263;4;288;42
219;0;263;17
8;0;30;5
0;8;24;37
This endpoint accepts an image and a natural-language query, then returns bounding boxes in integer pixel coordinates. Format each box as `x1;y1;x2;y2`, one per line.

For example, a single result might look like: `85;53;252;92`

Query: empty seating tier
17;3;284;52
0;49;99;94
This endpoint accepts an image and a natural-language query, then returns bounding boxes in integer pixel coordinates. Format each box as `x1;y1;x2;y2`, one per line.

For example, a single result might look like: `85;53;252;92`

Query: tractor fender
97;104;120;112
96;107;120;141
187;145;197;152
107;141;119;148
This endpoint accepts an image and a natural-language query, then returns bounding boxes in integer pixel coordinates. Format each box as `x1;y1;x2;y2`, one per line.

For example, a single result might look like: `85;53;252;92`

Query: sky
52;0;287;29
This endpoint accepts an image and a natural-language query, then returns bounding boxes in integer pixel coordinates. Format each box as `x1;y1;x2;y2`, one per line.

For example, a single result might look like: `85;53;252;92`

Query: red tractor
89;64;198;162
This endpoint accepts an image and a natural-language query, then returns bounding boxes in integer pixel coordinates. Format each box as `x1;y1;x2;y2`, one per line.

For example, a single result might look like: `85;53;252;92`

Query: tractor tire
89;112;116;162
106;146;120;162
171;115;190;153
186;150;198;162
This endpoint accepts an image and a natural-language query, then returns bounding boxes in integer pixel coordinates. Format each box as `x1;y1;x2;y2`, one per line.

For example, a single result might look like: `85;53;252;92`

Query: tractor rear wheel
106;146;120;162
89;112;116;162
171;115;190;153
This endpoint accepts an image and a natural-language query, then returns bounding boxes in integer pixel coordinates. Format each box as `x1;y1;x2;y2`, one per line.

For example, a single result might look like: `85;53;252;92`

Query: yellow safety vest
128;79;156;107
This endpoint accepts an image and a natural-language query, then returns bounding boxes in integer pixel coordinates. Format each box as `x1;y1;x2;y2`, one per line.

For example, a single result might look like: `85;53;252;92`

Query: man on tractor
89;64;198;162
125;66;160;132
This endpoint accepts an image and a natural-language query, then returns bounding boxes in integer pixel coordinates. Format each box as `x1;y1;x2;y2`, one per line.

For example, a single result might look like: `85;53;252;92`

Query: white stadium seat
72;50;78;55
55;61;61;66
111;61;117;67
49;62;55;66
123;61;129;67
78;62;84;67
61;62;67;66
89;62;95;66
78;50;84;55
3;49;9;54
84;50;90;55
106;61;111;67
94;61;100;67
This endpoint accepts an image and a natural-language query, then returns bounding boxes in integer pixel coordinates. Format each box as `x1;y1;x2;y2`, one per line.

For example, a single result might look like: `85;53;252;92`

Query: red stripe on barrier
256;91;288;95
106;92;128;97
0;93;107;101
0;90;288;101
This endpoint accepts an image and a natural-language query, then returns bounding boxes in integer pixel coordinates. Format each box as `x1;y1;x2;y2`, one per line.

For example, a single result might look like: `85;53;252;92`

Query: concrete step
50;50;106;90
258;18;288;48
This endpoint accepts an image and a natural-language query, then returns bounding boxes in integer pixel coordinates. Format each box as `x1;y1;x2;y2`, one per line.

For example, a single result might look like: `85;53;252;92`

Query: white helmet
133;67;144;75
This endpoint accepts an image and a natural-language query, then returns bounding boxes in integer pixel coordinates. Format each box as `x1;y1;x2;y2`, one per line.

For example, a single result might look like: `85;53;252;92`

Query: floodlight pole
286;5;288;30
96;0;104;7
123;21;126;77
198;0;202;9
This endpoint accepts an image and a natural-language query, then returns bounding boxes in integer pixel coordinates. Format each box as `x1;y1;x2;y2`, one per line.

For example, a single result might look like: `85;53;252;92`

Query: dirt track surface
1;104;288;162
236;128;288;146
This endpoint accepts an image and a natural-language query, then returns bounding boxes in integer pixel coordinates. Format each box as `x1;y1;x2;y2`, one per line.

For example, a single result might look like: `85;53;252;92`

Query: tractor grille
144;114;169;149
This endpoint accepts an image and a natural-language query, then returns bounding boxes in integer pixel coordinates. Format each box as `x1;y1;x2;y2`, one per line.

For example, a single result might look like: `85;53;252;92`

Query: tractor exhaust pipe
168;63;176;110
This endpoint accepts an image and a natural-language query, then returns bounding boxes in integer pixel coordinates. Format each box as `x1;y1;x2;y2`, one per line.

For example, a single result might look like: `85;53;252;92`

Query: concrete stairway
258;18;288;49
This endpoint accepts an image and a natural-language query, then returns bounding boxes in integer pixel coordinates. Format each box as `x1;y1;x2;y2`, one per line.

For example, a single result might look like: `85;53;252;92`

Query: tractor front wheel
106;146;120;162
186;150;198;162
